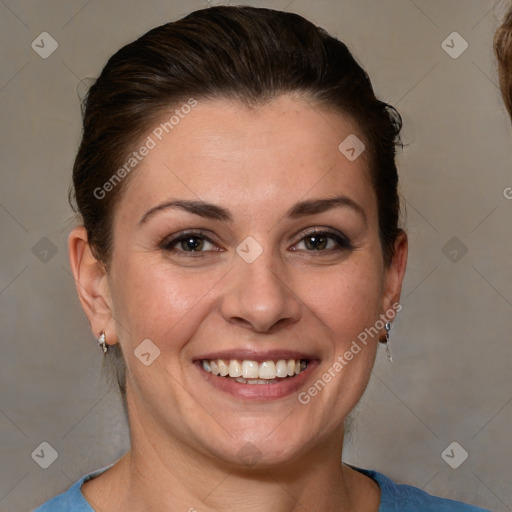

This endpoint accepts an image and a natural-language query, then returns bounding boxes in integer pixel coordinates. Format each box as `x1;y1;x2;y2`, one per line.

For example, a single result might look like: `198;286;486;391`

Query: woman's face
101;95;406;467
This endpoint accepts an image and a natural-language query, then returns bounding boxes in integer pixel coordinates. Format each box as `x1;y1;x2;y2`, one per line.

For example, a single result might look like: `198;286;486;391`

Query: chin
195;424;321;471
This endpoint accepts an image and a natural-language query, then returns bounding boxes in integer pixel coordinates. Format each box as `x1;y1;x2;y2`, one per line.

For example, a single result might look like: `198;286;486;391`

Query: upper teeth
202;359;307;380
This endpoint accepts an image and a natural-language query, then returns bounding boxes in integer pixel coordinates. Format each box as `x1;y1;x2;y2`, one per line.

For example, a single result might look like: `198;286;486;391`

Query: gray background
1;0;511;511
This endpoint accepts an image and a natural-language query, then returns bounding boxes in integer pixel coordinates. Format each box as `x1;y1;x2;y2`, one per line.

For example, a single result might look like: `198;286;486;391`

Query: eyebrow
139;195;367;226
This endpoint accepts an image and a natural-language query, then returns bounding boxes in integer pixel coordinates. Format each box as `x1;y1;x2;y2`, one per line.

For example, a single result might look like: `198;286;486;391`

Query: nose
220;248;301;334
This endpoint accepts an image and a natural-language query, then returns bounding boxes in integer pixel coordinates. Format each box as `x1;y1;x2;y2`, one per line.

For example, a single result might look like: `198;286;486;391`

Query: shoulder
32;466;111;512
353;467;492;512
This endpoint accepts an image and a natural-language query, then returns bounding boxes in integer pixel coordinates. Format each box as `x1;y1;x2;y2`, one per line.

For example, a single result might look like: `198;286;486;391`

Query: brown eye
177;236;206;252
294;230;353;252
161;232;218;254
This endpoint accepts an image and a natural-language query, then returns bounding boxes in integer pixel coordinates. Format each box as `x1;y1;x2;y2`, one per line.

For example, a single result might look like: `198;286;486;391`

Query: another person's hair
69;6;404;408
494;6;512;117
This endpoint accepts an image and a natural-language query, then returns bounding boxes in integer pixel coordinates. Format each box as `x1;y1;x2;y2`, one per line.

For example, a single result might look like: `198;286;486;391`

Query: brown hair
70;5;404;406
495;6;512;117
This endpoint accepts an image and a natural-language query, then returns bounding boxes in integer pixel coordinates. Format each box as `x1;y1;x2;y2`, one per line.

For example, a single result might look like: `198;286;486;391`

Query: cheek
110;254;225;348
294;254;384;343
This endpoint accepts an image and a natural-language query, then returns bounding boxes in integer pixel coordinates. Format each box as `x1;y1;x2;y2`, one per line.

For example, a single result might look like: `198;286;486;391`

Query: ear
380;230;408;316
68;226;118;348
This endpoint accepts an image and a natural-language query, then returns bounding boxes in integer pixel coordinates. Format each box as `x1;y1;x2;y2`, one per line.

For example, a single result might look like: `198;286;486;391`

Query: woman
34;6;491;511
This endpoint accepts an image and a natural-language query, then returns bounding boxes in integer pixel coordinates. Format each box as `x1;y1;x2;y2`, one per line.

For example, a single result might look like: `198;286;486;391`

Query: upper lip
194;349;317;362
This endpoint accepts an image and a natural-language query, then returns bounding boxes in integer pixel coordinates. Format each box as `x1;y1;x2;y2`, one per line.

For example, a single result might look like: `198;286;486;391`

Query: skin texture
68;94;408;512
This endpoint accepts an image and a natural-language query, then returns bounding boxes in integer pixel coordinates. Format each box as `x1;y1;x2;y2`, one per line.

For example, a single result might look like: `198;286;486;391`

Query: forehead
116;95;376;224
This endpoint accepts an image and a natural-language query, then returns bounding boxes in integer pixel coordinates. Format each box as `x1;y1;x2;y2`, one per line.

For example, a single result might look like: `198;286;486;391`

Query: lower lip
195;361;318;400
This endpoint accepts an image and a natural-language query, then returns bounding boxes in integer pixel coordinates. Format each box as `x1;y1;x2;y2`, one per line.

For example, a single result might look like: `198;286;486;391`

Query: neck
90;393;379;512
124;435;354;512
115;419;361;512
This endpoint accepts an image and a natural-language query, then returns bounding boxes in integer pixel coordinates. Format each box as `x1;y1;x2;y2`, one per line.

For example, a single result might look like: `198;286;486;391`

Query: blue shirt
33;465;492;511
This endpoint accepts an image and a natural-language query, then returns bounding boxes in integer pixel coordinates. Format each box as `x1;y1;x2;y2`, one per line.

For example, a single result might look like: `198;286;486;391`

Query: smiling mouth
200;358;309;384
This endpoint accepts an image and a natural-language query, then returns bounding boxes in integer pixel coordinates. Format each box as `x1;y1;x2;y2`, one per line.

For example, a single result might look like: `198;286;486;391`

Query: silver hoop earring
97;330;108;355
379;321;393;363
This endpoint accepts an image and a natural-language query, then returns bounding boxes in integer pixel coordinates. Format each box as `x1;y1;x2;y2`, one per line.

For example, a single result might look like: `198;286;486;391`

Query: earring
97;330;108;354
379;322;393;363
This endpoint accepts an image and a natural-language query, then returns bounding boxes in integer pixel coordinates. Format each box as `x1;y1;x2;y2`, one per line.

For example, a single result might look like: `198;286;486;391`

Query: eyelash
160;228;353;256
